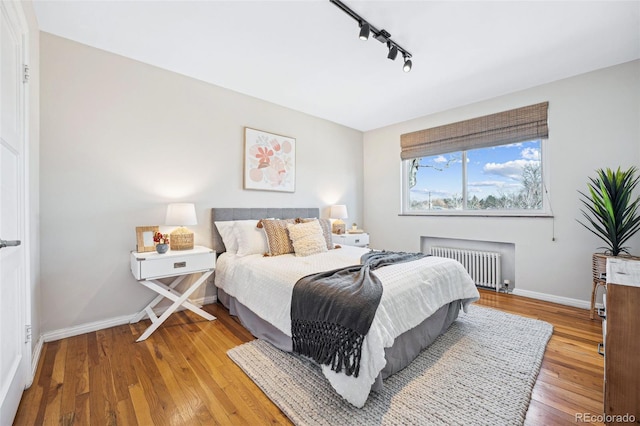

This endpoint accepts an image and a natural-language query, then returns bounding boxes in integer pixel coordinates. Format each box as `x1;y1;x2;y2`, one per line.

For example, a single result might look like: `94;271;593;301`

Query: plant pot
592;253;609;281
156;243;169;254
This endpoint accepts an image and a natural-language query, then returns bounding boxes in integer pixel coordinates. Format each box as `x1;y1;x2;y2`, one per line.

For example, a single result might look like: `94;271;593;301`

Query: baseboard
26;335;44;388
41;295;218;343
511;288;590;310
42;313;136;342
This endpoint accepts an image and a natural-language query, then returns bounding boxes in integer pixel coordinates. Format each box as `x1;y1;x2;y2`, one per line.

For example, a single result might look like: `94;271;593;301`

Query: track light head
387;43;398;60
403;57;413;73
359;22;370;40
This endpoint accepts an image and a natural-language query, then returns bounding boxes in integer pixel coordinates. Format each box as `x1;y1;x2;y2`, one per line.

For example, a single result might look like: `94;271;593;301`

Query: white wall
39;33;363;334
363;60;640;305
38;31;639;334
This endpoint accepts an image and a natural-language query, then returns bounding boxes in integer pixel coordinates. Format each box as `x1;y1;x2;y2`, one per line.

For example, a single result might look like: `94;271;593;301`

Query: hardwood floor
14;290;605;425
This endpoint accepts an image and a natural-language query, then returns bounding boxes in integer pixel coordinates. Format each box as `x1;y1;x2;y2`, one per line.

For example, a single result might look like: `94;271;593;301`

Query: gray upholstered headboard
211;207;320;253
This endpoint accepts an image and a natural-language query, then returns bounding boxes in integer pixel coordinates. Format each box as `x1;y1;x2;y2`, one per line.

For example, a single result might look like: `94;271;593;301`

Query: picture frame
244;127;296;192
136;226;159;252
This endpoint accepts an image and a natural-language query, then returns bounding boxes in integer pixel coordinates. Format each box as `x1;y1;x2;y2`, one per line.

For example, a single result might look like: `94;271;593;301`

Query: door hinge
25;325;32;343
23;64;30;84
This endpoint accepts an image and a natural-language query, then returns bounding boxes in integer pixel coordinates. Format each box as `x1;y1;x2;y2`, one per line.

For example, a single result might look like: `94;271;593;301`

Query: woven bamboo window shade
400;102;549;160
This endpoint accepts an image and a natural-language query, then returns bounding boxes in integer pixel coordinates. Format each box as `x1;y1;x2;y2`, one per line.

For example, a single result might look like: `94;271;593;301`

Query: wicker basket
170;227;194;250
332;222;346;235
590;253;609;319
592;253;608;281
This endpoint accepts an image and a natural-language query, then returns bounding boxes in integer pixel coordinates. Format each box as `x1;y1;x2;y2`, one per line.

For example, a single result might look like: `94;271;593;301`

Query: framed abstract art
243;127;296;192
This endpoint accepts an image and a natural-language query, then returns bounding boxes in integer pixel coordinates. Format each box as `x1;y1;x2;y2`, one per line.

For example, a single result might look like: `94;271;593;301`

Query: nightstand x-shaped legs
131;270;216;342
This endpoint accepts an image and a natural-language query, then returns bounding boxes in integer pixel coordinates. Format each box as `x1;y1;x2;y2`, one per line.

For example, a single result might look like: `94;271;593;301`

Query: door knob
0;239;21;249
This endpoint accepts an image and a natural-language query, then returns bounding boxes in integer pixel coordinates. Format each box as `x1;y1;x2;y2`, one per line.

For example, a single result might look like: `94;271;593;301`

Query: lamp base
170;227;194;250
332;220;346;235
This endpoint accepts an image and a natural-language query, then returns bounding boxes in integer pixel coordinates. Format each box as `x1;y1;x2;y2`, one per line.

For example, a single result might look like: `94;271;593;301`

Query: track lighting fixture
387;42;398;60
330;0;413;72
359;22;370;40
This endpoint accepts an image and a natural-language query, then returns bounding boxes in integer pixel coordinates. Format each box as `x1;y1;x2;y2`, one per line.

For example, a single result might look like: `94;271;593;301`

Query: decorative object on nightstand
349;223;364;234
153;232;170;254
130;245;216;341
166;203;197;250
332;232;369;247
135;226;159;252
330;204;348;234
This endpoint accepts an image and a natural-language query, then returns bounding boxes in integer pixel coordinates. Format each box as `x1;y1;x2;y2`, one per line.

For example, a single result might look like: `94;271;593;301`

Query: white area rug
227;305;553;426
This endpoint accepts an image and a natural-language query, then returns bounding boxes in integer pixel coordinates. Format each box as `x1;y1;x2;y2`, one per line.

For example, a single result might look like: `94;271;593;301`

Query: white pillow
214;221;239;254
287;220;328;257
234;220;269;256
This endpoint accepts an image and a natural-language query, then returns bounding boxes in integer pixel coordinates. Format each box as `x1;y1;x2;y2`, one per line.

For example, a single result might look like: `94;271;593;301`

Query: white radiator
430;246;502;291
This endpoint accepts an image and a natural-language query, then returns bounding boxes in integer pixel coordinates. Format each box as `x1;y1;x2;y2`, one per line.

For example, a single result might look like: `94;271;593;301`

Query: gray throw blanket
291;250;427;377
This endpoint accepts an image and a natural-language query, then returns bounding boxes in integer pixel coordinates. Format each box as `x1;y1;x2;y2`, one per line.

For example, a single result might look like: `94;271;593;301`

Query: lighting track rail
329;0;413;72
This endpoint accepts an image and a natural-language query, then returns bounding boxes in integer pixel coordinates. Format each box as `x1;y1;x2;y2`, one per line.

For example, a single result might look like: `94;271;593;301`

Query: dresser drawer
130;246;215;280
606;257;640;287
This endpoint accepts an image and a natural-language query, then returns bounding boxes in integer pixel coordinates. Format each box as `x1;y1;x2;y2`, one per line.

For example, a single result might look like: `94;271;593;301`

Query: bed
212;208;480;408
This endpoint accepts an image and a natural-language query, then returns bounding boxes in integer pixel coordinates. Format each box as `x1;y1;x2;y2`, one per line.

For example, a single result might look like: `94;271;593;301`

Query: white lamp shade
165;203;197;226
330;204;348;219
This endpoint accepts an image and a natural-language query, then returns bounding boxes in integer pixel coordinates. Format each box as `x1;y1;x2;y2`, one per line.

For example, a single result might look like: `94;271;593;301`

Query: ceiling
33;1;640;132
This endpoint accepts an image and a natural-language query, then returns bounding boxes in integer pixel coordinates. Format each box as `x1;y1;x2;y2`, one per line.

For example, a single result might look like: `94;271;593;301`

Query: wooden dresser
604;257;640;425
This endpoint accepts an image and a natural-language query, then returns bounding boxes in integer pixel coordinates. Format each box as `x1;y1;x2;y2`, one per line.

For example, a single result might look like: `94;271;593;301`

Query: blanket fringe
292;319;364;377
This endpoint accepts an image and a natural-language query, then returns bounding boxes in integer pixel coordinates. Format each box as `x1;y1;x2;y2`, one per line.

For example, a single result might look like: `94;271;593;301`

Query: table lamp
165;203;197;250
330;204;348;234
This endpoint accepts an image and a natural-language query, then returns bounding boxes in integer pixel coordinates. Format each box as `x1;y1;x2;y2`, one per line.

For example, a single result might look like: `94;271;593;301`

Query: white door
0;1;29;424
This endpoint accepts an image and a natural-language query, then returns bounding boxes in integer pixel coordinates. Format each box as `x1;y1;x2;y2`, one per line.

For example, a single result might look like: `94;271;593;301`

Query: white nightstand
130;245;216;342
332;232;370;248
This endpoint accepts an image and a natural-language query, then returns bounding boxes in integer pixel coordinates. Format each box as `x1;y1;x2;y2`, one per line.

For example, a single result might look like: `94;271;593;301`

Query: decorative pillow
287;220;328;257
234;220;269;256
300;217;333;250
214;221;239;254
262;219;296;256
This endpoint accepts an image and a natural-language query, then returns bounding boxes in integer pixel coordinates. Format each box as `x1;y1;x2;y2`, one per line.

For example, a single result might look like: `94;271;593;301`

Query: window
400;103;549;215
405;140;544;213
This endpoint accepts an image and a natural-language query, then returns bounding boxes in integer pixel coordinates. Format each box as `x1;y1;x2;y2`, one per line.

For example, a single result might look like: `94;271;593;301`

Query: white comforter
215;246;480;407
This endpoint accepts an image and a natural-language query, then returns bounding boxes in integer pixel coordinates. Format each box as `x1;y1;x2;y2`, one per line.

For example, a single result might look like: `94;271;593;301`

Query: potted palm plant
578;166;640;319
578;166;640;256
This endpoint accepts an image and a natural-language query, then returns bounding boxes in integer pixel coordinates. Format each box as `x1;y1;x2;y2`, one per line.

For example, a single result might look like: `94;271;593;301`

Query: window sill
399;212;554;218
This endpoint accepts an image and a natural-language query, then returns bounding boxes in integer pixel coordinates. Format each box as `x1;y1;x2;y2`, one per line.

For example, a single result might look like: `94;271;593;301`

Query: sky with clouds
410;140;541;202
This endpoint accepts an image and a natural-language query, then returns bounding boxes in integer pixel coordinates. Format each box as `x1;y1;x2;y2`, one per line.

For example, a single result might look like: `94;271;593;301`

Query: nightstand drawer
130;246;215;280
332;233;370;247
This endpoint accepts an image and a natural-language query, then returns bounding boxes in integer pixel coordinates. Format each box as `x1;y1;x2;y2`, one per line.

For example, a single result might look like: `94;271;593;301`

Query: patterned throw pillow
287;220;328;257
261;219;296;256
300;218;333;250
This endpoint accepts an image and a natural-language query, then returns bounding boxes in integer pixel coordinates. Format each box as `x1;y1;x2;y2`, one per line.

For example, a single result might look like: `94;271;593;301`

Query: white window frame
401;139;552;217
